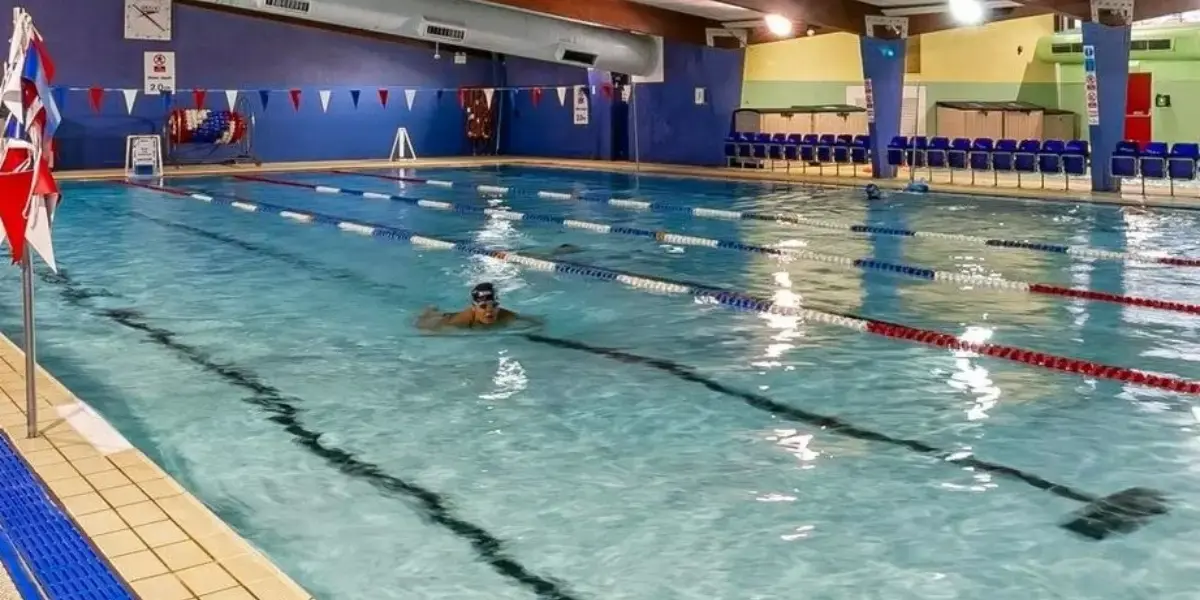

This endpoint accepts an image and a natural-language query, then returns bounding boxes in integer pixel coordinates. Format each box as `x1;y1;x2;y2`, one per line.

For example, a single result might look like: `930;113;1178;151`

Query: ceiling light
764;14;793;37
948;0;985;25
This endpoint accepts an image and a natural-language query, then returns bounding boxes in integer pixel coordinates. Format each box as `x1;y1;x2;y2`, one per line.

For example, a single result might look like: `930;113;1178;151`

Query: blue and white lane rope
124;179;1200;396
230;176;1200;316
318;171;1200;269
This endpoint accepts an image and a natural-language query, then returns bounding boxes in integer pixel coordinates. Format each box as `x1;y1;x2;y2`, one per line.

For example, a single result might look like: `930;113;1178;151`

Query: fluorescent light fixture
764;13;793;36
948;0;985;25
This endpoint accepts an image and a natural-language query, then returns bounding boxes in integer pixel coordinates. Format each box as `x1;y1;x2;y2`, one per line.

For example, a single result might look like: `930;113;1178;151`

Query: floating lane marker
124;179;1200;396
312;172;1200;268
233;176;1200;316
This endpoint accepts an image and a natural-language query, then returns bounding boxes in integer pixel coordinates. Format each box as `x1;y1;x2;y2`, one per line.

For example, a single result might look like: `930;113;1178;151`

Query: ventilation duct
196;0;660;75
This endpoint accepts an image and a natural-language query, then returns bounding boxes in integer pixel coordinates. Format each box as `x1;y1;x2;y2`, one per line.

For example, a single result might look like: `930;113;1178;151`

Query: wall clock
124;0;173;41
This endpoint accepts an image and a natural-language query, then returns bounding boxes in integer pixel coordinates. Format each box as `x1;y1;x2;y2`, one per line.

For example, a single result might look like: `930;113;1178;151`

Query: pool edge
0;334;313;600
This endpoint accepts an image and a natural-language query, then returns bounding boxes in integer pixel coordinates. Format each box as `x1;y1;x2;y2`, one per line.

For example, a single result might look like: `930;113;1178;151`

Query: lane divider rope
234;175;1200;316
125;179;1200;396
321;170;1200;268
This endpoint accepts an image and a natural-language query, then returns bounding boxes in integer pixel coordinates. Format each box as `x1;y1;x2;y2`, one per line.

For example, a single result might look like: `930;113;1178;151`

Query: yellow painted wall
742;32;863;82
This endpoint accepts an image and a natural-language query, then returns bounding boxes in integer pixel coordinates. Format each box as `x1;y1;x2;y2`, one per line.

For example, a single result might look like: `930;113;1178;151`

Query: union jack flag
0;9;60;270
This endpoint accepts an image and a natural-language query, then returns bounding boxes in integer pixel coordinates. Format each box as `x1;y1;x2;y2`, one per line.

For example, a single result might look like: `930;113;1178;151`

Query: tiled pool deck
10;155;1194;598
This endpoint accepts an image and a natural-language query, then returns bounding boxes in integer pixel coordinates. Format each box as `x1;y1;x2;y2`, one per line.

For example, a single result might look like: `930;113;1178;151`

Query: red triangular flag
601;83;613;100
458;88;467;109
88;86;104;113
0;171;35;263
289;89;301;111
531;87;542;107
378;88;389;108
193;88;207;109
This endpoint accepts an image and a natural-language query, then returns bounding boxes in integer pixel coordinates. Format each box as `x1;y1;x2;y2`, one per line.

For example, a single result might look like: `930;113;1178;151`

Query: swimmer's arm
416;307;464;331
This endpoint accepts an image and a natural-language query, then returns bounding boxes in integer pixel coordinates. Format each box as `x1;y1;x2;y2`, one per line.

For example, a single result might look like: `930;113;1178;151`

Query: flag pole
20;246;36;438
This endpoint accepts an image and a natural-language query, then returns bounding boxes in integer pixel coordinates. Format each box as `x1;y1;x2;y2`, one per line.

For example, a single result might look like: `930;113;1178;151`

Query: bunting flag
0;10;63;269
319;89;331;113
436;90;444;102
259;89;270;110
483;88;494;109
121;89;137;114
556;86;567;106
87;86;103;112
288;89;301;111
531;87;542;107
404;88;415;111
601;82;613;100
350;89;361;109
225;89;238;111
378;88;388;108
161;90;173;110
192;88;206;109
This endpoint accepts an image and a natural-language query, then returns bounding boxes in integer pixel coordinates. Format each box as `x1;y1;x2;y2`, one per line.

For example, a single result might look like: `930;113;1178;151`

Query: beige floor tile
55;442;99;461
219;554;275;586
100;484;150;508
120;463;165;483
85;469;132;491
91;529;148;558
45;475;93;498
111;549;169;582
32;460;78;482
194;531;249;561
138;477;185;499
61;492;109;517
154;540;212;571
70;456;115;476
177;563;239;596
135;520;190;548
7;434;52;453
243;577;309;600
130;573;195;600
199;588;255;600
22;448;65;466
107;449;146;468
116;500;169;527
75;510;128;537
0;412;29;428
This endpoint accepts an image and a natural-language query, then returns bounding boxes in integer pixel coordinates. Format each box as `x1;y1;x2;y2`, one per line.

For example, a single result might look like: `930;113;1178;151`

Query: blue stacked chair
799;134;819;164
906;136;929;168
851;135;871;171
724;135;740;165
1038;140;1066;190
783;133;803;166
767;133;787;166
887;136;908;167
737;132;755;159
947;138;971;171
752;133;773;160
992;139;1018;174
832;134;852;163
1167;142;1199;192
1110;140;1141;181
1138;142;1169;197
926;137;951;169
969;138;994;172
816;134;837;164
1062;140;1090;186
1014;139;1041;186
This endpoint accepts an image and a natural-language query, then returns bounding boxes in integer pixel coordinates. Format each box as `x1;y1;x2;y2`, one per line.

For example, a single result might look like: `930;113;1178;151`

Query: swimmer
865;183;884;201
417;282;540;331
904;179;930;194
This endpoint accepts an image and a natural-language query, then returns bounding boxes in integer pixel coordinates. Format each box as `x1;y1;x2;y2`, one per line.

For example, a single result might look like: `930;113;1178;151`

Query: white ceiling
624;0;763;22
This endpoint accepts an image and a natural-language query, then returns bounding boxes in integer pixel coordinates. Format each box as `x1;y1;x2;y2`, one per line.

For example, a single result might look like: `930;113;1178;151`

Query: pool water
1;165;1198;599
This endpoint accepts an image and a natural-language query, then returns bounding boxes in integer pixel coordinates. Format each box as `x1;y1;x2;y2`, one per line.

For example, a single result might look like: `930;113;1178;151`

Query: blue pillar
860;37;906;179
1082;22;1131;192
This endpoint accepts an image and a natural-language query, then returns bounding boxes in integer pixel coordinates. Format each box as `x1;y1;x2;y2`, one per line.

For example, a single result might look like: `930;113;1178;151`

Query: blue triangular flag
162;90;173;109
436;89;444;102
259;90;270;111
349;89;360;109
51;87;66;112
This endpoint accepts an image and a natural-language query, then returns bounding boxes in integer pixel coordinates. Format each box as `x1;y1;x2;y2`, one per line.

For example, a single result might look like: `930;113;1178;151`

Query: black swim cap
471;282;497;303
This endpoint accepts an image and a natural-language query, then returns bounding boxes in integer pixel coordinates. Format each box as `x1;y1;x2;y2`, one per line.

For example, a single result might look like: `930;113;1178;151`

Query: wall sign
864;78;875;123
573;85;589;125
694;87;706;105
1082;45;1099;126
143;51;176;95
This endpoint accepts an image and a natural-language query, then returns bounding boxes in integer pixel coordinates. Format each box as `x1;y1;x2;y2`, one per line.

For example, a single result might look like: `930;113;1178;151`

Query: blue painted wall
9;0;743;169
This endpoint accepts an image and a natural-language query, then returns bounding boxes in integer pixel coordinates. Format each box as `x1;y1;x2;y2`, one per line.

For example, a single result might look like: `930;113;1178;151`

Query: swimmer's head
865;184;882;200
470;282;499;323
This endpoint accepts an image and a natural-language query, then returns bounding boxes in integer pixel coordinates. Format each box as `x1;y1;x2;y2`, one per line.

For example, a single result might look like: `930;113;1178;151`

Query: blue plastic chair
1038;139;1066;189
783;133;803;165
1140;142;1169;180
737;132;755;158
926;137;950;169
992;139;1018;173
1063;140;1089;178
1014;140;1041;187
816;134;837;163
752;133;773;160
887;136;908;167
969;138;994;175
947;138;971;171
799;134;819;163
906;136;929;169
1168;143;1199;190
851;135;870;170
723;136;739;165
1110;140;1140;180
767;133;787;164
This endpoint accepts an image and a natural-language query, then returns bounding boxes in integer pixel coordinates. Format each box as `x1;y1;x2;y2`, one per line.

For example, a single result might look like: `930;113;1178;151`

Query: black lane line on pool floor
32;269;582;600
522;334;1170;541
107;195;1170;541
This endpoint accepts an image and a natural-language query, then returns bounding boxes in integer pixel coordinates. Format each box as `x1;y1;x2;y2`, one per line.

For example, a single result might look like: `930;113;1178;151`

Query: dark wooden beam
908;3;1058;35
479;0;721;44
714;0;882;34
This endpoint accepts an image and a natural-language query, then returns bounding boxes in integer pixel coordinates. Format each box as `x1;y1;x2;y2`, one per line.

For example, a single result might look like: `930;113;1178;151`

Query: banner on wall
863;78;875;123
1082;45;1099;126
143;51;176;95
573;85;589;125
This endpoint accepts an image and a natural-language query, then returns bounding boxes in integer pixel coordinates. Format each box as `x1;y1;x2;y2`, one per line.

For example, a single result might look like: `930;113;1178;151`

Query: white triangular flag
24;195;56;272
483;88;494;108
225;89;238;110
404;88;416;110
319;89;331;113
122;89;138;114
591;85;596;94
556;86;567;106
1;21;29;122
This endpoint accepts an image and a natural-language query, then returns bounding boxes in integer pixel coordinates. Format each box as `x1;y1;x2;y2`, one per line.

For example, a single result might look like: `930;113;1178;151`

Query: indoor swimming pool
4;165;1199;599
